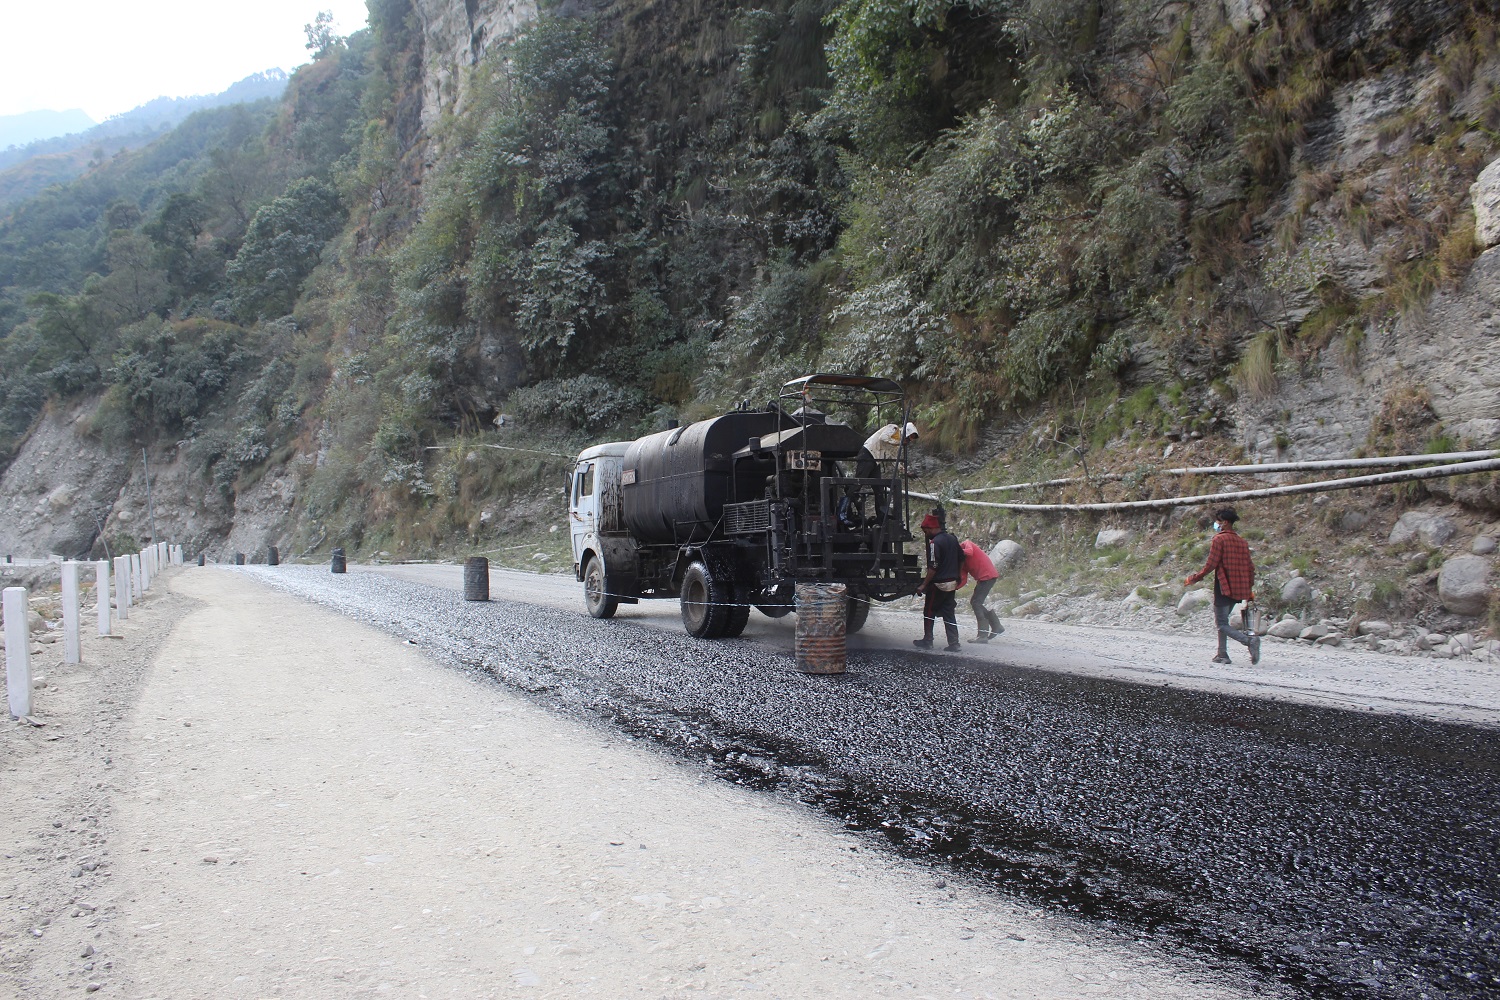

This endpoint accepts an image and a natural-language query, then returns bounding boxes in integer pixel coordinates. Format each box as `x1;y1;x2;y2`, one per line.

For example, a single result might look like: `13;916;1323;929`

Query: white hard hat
904;422;920;439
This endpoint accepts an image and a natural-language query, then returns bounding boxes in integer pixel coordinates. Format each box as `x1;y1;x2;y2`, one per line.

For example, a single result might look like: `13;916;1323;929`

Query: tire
755;583;795;619
845;591;872;634
680;561;731;638
722;602;751;638
583;557;617;619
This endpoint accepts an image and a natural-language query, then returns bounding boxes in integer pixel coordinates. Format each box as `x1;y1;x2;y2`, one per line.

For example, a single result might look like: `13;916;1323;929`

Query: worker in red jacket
1184;507;1261;665
957;539;1005;643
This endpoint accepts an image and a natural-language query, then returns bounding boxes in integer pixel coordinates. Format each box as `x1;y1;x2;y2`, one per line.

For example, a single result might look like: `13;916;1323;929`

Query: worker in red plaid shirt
1184;507;1262;665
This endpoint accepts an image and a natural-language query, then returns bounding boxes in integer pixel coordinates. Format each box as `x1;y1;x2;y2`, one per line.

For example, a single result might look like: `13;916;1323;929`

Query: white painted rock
1438;555;1492;616
989;539;1024;570
1472;156;1500;249
1387;511;1457;548
1095;528;1133;548
1281;577;1313;604
1176;589;1212;616
1268;619;1303;638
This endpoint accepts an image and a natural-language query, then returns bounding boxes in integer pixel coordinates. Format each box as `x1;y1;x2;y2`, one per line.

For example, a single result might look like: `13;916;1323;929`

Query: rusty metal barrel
794;582;848;674
267;545;279;566
330;547;346;574
463;556;490;601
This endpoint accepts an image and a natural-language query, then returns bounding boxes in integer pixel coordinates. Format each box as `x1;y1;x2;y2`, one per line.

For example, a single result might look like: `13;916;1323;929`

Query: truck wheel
755;584;794;619
722;602;751;638
584;558;618;619
846;591;872;634
680;561;730;638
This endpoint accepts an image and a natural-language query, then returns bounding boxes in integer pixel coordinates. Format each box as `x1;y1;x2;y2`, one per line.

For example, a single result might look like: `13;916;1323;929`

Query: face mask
1212;522;1221;532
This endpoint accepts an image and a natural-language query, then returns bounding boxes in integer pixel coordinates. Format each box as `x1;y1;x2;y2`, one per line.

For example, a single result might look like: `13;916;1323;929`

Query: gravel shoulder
376;563;1500;728
2;567;1273;998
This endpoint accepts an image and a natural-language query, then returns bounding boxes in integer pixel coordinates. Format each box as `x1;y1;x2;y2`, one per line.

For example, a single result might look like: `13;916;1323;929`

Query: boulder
1437;555;1492;616
1281;577;1313;604
989;539;1024;571
1176;589;1212;616
1095;528;1133;548
1268;618;1304;638
1472;536;1497;555
1453;632;1476;652
1387;511;1457;548
1121;592;1150;611
1356;620;1393;637
1339;510;1370;534
1472;156;1500;249
1299;623;1331;640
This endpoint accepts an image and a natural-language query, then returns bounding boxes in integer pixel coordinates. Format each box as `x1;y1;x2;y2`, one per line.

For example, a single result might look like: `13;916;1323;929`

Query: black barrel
267;545;280;566
330;547;346;574
234;552;245;566
464;557;490;601
197;553;205;566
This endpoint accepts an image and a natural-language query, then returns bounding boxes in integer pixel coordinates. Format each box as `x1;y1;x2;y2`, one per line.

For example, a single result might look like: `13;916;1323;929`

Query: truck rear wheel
680;561;731;638
584;557;618;619
846;591;871;634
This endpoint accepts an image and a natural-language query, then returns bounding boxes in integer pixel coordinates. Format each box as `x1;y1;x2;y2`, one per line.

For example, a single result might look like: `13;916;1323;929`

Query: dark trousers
1214;594;1252;655
923;586;960;644
970;578;1002;636
853;447;890;518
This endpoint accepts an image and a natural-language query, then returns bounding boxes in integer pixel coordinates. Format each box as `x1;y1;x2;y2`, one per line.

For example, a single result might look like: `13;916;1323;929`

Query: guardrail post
95;559;111;636
141;550;152;592
4;587;32;718
114;555;131;620
61;562;80;665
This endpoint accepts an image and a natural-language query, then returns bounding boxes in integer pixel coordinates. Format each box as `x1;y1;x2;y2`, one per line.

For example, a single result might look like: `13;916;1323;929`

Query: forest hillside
0;0;1496;637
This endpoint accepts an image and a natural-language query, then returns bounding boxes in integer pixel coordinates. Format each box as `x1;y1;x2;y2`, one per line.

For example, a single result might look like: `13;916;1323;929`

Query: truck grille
724;500;772;535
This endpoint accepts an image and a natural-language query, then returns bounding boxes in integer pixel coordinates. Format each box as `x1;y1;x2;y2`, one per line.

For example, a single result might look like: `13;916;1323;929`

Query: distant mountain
0;70;289;202
0;109;96;149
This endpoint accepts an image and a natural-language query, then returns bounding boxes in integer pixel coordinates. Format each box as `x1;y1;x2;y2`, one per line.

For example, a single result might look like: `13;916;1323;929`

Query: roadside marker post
61;562;80;665
140;550;151;593
114;556;131;620
3;587;32;719
130;553;142;599
95;560;111;636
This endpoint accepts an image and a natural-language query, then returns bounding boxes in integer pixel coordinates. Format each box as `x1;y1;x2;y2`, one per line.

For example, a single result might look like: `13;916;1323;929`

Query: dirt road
1;568;1269;998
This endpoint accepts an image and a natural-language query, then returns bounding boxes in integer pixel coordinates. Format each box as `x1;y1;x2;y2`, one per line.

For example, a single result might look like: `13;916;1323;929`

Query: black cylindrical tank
622;411;784;544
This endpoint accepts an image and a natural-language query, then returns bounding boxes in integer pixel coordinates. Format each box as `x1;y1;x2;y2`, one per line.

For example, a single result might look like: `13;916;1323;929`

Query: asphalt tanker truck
568;374;922;638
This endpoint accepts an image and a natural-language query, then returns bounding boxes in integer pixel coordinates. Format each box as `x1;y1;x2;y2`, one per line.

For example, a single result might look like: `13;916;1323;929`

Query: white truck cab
568;441;630;618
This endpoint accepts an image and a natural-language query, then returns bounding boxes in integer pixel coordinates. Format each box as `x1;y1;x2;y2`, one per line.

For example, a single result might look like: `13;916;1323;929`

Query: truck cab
569;441;630;618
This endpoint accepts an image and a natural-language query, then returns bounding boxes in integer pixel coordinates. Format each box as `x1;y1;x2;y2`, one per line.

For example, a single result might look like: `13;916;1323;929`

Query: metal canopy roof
780;373;904;396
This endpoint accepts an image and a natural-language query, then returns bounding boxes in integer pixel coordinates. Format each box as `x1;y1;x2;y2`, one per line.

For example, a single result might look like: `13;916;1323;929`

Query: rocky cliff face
413;0;537;131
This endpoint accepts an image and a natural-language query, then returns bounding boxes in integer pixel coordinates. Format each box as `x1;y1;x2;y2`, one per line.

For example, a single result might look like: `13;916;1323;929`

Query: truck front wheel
846;591;871;634
680;561;731;638
584;557;618;619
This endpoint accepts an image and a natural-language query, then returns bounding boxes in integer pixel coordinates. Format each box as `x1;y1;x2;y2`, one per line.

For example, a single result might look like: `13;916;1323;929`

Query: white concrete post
130;553;142;598
114;555;131;620
162;541;171;567
95;559;111;636
172;544;182;565
140;550;151;592
61;561;80;665
4;587;32;719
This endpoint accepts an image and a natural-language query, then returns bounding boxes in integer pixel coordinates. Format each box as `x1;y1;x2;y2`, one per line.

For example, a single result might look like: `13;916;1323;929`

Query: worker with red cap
913;512;962;652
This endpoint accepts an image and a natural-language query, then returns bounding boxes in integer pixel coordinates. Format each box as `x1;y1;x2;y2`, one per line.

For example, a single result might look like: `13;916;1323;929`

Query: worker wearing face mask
1184;507;1261;666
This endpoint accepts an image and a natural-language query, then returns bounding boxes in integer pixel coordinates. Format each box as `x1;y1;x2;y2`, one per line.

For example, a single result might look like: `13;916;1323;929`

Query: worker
854;421;919;519
957;538;1004;642
913;513;962;652
1184;507;1261;665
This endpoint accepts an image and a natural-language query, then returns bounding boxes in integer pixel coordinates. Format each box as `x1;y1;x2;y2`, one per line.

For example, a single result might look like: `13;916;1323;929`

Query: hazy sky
0;1;371;121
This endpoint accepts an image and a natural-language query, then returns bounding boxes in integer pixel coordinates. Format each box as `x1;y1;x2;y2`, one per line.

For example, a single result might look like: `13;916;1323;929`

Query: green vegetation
0;0;1496;559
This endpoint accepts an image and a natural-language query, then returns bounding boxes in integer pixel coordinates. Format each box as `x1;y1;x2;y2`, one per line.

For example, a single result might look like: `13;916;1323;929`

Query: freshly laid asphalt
243;563;1500;1000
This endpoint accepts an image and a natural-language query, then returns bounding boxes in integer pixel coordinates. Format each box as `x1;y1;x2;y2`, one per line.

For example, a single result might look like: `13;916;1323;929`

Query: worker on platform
854;421;919;519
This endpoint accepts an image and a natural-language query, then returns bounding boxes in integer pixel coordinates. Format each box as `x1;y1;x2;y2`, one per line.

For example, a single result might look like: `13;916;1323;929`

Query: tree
304;10;345;59
226;178;344;320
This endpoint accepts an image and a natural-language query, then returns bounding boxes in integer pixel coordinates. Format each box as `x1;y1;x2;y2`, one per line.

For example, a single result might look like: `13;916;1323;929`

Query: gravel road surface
242;562;1500;1000
2;567;1273;999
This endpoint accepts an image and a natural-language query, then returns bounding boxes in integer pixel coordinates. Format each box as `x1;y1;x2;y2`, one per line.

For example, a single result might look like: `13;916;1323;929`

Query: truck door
569;461;597;567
